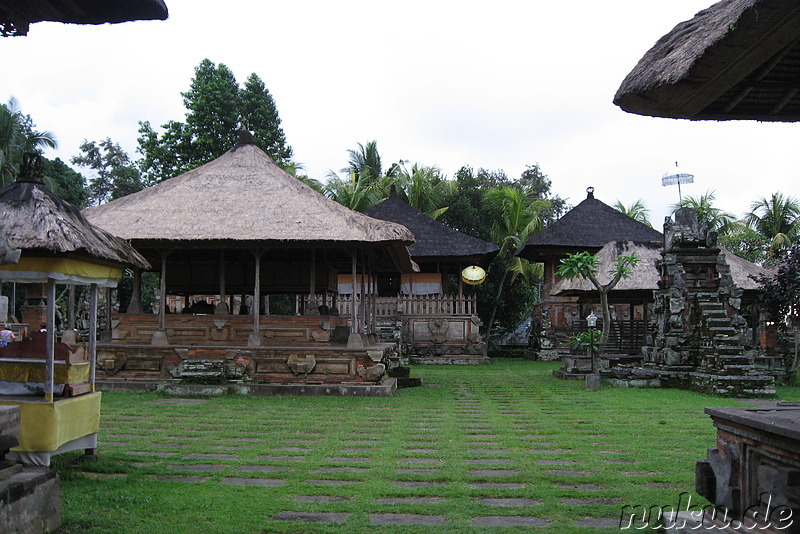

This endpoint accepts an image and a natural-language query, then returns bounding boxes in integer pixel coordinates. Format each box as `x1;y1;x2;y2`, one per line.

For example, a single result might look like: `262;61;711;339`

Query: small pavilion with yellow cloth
0;153;149;465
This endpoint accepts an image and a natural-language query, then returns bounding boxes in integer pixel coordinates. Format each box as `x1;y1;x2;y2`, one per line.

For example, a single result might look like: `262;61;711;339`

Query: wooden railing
306;294;477;317
570;319;648;355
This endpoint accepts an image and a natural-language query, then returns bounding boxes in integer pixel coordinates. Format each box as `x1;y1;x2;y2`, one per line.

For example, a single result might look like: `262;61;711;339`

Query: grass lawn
51;360;799;533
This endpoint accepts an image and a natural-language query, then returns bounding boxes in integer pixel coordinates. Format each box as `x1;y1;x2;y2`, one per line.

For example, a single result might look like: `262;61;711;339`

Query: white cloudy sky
2;0;798;228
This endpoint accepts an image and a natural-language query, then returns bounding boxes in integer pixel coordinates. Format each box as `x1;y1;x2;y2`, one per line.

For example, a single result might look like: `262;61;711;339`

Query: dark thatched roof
614;0;800;121
364;191;499;266
1;0;168;36
553;240;769;295
0;174;149;270
0;226;20;265
516;189;663;262
83;135;416;271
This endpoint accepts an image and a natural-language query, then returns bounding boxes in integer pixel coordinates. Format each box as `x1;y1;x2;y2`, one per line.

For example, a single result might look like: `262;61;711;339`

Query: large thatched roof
1;0;168;36
364;190;498;266
614;0;800;121
553;240;769;295
516;189;663;262
83;135;416;269
0;178;148;270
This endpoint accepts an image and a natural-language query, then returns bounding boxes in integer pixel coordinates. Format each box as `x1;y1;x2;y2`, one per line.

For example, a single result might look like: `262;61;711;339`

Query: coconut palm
671;190;735;235
614;199;652;227
342;140;386;185
745;192;800;258
0;97;58;186
483;186;549;341
387;163;455;220
322;170;381;212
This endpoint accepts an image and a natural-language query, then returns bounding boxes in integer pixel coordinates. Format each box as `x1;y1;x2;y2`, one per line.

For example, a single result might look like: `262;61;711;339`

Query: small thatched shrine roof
364;189;499;266
83;134;416;271
516;188;663;262
614;0;800;121
553;240;769;295
0;226;20;265
1;0;168;36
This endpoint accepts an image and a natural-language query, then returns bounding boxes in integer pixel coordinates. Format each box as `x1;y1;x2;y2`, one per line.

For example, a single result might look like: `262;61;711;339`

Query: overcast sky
2;0;798;229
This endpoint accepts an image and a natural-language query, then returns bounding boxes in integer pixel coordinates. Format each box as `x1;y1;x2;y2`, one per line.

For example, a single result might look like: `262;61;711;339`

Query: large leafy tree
388;163;455;220
745;192;800;260
323;170;381;212
614;199;652;228
137;59;294;183
671;190;735;235
41;157;90;208
343;140;390;185
72;138;145;205
0;97;57;186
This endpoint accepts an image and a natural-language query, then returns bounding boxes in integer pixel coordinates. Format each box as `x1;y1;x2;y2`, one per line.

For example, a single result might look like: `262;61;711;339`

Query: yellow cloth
0;256;122;280
0;392;101;452
0;360;90;384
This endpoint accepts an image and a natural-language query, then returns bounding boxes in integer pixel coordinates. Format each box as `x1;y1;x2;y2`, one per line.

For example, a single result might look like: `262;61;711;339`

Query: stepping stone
392;481;447;488
229;438;260;443
168;464;225;472
184;453;237;460
283;439;317;444
152;398;206;404
472;516;549;527
254;455;303;462
557;484;602;491
158;476;208;483
107;434;144;439
294;496;349;503
340;447;371;453
314;467;368;473
305;480;358;486
468;442;501;447
548;469;589;476
271;512;348;524
576;517;621;527
221;477;284;487
272;447;310;452
398;458;442;464
468;469;518;477
466;459;512;465
327;457;370;463
538;460;578;465
475;498;542;507
375;498;446;505
469;449;511;454
152;443;188;448
607;459;637;464
369;514;446;525
562;498;623;506
131;462;155;468
100;442;129;447
625;471;662;476
237;465;291;473
405;448;437;454
126;451;176;458
395;468;440;474
470;483;525;489
210;445;251;451
343;440;377;445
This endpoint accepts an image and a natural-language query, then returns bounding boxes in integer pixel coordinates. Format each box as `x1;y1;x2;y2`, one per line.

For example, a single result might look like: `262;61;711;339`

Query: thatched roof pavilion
614;0;800;121
1;0;168;36
364;188;498;267
516;188;663;263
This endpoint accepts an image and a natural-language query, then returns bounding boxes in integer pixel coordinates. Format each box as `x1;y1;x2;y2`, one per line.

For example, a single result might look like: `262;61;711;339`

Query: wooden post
310;249;316;301
127;268;143;314
45;278;56;403
152;251;170;345
68;284;76;329
351;252;358;334
216;250;227;314
10;282;15;319
89;283;98;390
249;249;263;346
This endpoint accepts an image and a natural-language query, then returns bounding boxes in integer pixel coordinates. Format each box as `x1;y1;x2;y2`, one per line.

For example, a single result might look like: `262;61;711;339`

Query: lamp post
586;310;598;373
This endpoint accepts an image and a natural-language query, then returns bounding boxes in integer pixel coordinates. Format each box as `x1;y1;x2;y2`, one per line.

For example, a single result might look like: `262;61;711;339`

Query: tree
556;250;640;352
672;190;735;235
343;140;388;185
745;192;800;260
137;59;294;183
718;221;770;266
322;170;381;212
614;199;652;228
41;157;90;208
72;138;145;205
483;186;548;340
388;162;455;219
0;97;57;186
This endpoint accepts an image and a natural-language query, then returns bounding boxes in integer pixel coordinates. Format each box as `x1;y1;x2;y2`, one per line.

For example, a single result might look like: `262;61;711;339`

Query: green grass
51;360;793;533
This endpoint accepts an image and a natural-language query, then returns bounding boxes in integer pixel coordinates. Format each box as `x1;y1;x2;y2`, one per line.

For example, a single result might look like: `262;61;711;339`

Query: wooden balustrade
305;294;477;317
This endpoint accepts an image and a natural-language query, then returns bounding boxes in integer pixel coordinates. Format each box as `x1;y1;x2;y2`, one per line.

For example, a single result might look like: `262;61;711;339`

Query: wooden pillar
68;285;76;329
89;283;98;390
248;249;264;346
127;268;143;314
9;282;15;319
351;252;358;334
152;251;169;345
359;250;367;334
215;250;227;315
104;287;112;332
45;278;56;402
310;249;316;300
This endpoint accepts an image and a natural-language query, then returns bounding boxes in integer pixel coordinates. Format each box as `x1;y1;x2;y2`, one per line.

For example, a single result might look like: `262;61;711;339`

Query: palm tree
0;97;57;186
343;140;386;185
671;190;735;235
745;192;800;258
614;199;652;227
483;186;549;341
387;163;456;220
322;170;381;212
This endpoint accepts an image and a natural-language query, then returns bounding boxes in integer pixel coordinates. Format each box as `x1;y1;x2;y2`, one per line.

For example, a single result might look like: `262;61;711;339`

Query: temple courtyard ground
52;360;800;533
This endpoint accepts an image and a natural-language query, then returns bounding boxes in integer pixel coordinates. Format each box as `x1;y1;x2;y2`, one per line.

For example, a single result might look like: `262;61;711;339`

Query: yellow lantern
461;265;486;285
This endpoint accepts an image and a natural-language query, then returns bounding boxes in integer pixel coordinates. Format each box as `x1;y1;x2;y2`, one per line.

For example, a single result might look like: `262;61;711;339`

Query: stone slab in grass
305;479;359;486
468;449;511;454
152;398;206;404
392;481;448;488
624;471;662;476
152;443;188;448
405;448;437;454
471;516;549;527
183;453;238;460
228;437;261;442
106;434;145;439
375;497;446;505
283;438;318;444
467;434;499;439
369;513;446;525
575;517;621;527
221;477;284;487
469;483;525;489
271;512;349;524
294;496;350;503
557;484;602;491
398;458;442;464
340;447;371;453
126;451;177;458
327;457;370;463
314;467;369;473
168;464;225;472
271;447;310;452
562;498;623;506
468;469;518;477
157;475;209;483
254;455;304;462
548;469;590;476
237;465;292;473
466;459;513;465
607;459;637;464
209;445;251;451
475;498;542;507
100;441;129;447
131;462;156;468
395;468;441;474
468;442;501;447
343;440;378;445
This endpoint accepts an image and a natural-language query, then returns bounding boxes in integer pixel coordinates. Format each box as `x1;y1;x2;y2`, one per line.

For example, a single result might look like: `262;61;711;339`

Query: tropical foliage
0;97;57;186
745;192;800;260
71;138;145;205
614;199;652;228
671;190;735;235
